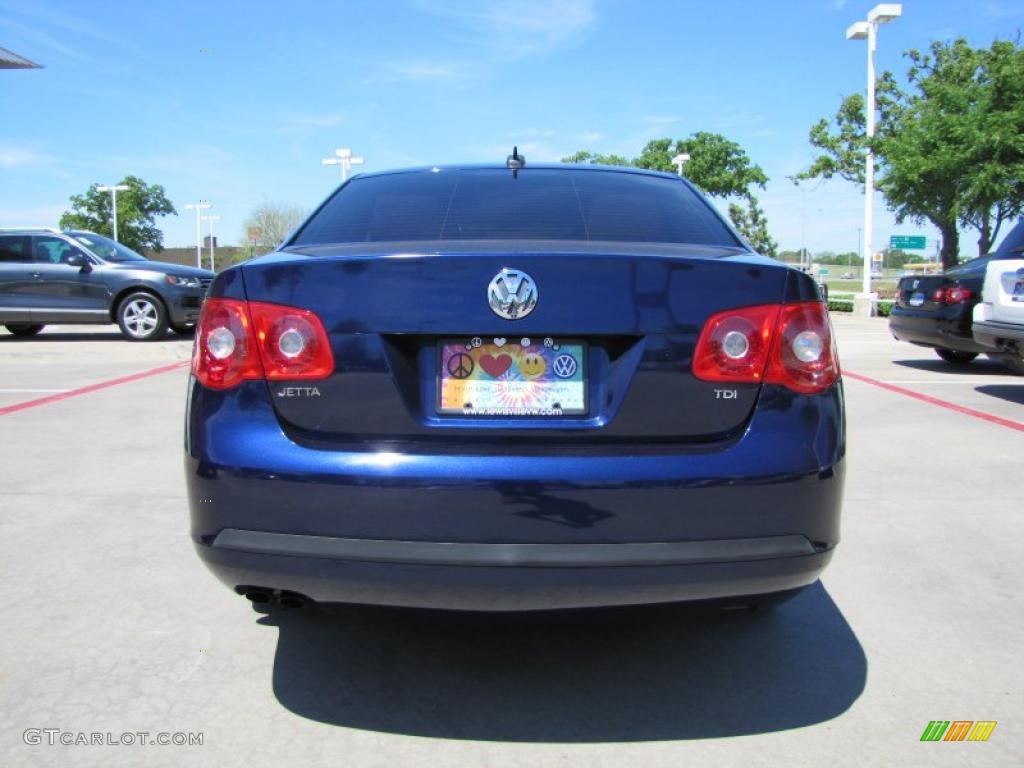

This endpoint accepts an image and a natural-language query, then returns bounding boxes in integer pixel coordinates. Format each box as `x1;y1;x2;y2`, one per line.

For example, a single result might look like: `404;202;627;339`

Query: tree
240;201;309;258
59;175;176;253
562;133;777;257
795;38;1024;269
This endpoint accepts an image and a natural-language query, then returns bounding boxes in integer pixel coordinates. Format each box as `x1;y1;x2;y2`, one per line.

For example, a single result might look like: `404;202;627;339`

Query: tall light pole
847;3;902;316
184;203;210;268
201;214;221;272
670;152;690;177
321;147;364;183
96;184;130;242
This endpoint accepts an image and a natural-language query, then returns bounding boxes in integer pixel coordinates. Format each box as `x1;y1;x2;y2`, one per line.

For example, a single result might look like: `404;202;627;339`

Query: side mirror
66;253;91;271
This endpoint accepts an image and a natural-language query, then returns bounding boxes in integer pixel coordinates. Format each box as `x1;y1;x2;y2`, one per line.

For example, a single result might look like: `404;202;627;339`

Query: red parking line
844;371;1024;433
0;361;190;416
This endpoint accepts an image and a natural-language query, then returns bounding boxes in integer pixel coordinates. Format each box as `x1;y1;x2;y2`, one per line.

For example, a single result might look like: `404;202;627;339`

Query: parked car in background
972;257;1024;374
0;228;213;340
841;271;854;279
186;161;845;613
888;219;1024;366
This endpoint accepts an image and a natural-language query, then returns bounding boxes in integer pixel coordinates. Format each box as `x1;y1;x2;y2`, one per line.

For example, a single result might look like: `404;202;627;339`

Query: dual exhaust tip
235;585;310;609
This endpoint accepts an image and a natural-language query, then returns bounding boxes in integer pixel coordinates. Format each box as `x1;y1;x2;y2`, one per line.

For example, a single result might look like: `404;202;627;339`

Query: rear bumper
186;378;845;610
197;536;833;611
973;319;1024;349
888;307;983;352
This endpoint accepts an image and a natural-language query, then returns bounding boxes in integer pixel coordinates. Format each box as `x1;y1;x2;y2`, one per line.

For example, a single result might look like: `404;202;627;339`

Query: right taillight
192;298;334;390
764;302;839;394
694;301;839;395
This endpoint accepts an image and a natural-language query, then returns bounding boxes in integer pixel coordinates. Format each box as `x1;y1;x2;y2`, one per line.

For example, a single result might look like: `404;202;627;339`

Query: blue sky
2;0;1022;256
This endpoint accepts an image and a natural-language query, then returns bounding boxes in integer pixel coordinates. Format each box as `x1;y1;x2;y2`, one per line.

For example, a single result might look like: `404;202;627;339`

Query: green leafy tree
59;175;176;253
796;38;1024;269
562;133;777;256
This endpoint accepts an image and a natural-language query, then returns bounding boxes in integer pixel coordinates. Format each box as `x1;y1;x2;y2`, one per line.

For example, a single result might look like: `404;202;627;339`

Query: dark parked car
0;228;213;340
186;162;845;612
889;219;1024;366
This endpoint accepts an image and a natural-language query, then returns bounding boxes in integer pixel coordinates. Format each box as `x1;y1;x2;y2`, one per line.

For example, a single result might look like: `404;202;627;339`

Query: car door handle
30;271;42;278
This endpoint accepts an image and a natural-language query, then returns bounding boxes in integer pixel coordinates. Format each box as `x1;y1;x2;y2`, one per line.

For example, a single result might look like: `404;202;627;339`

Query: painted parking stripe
0;361;190;416
844;371;1024;433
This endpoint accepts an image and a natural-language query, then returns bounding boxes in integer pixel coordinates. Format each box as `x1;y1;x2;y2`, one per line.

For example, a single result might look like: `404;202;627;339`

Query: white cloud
0;146;55;168
0;202;66;228
409;0;596;58
378;60;464;81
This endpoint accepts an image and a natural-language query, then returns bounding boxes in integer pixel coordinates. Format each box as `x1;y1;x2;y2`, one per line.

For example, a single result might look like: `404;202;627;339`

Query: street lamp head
349;157;365;167
671;153;690;165
868;3;902;24
846;21;869;40
321;158;339;166
97;184;131;193
335;148;352;159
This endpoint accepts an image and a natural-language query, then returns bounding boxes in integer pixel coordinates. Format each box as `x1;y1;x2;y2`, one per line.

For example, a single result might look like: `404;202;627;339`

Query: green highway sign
890;235;926;250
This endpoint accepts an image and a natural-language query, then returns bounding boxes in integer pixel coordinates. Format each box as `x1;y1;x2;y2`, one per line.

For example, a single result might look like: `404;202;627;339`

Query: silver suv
0;228;214;340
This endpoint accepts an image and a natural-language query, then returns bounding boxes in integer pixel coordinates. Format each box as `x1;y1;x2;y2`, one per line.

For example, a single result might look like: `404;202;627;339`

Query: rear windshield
290;168;741;248
994;219;1024;255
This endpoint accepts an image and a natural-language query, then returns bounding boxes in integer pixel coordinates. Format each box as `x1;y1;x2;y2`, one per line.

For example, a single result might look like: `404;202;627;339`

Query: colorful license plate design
438;337;586;416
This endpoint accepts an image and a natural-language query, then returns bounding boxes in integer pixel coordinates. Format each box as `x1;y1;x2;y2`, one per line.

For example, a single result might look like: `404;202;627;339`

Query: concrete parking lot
1;315;1021;767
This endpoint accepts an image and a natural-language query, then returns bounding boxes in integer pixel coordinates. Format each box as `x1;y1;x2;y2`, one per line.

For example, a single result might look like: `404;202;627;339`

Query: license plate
909;292;925;307
438;337;586;416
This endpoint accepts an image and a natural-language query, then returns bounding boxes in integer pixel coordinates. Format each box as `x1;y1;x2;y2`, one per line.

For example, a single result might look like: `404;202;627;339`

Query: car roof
346;163;682;182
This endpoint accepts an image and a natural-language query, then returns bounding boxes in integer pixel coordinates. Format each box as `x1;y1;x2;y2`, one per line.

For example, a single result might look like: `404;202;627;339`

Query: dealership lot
1;315;1021;767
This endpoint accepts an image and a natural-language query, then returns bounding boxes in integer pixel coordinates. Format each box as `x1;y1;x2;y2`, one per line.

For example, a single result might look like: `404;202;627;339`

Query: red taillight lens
192;299;263;389
692;304;780;383
694;301;839;394
944;286;971;304
192;298;333;389
248;301;334;380
765;302;839;394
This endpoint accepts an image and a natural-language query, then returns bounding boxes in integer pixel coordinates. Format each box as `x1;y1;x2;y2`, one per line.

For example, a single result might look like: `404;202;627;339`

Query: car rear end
889;273;983;353
973;258;1024;373
185;166;845;611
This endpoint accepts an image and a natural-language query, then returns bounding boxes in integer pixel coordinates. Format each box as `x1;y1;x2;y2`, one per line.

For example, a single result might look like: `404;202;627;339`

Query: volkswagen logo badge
487;269;538;320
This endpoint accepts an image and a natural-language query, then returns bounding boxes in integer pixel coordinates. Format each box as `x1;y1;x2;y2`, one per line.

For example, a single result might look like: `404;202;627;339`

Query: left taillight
192;298;333;389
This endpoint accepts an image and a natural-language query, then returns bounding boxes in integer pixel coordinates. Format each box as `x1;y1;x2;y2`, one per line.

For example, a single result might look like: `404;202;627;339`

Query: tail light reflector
192;298;334;390
694;301;839;394
931;285;972;304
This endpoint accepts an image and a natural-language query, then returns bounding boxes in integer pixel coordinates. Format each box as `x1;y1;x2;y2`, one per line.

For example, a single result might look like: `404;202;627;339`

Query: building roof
0;47;42;69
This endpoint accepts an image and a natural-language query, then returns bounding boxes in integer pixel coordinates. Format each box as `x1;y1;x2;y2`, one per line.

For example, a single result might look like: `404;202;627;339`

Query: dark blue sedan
185;161;845;611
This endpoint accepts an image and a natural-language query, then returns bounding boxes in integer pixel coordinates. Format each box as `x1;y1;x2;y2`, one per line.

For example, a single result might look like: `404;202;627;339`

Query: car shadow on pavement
975;384;1024;405
893;358;1011;375
260;581;865;742
0;331;126;342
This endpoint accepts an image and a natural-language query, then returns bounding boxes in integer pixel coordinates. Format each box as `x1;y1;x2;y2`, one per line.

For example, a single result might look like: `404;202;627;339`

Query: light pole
847;3;901;316
96;184;130;242
321;147;364;183
184;203;211;268
201;214;221;272
670;152;690;177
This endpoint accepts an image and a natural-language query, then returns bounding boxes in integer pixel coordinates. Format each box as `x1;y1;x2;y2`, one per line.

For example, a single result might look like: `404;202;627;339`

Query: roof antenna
506;146;525;178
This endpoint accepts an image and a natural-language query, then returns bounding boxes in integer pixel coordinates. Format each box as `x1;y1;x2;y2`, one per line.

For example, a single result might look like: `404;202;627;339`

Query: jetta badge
487;269;538;320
